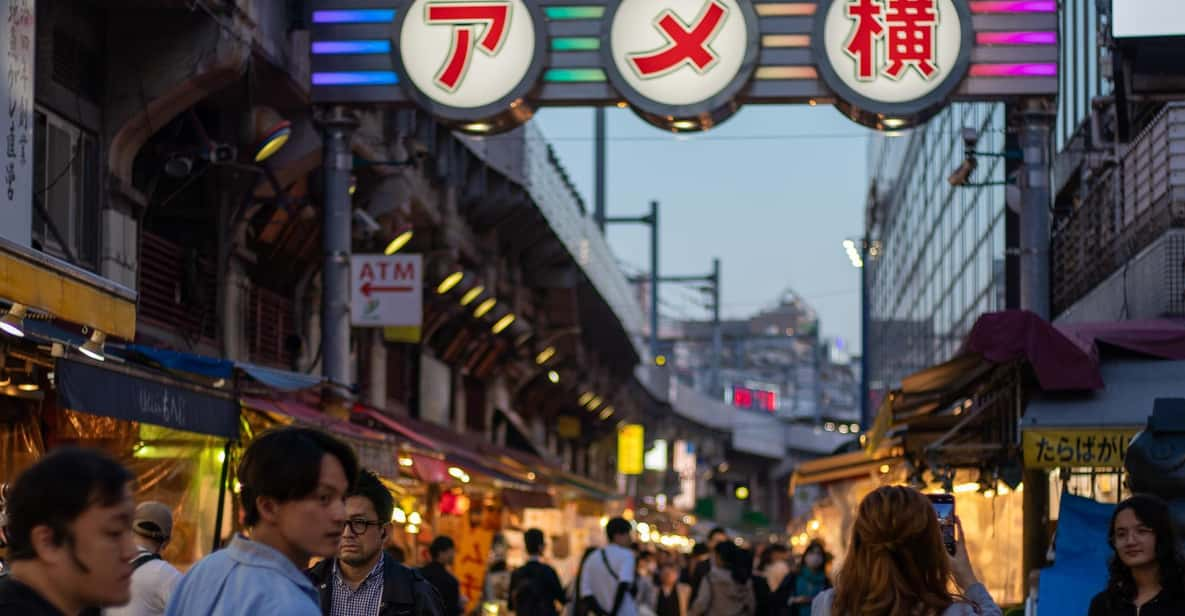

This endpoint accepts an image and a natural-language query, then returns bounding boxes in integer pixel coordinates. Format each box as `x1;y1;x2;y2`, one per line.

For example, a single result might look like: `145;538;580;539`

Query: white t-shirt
580;544;636;616
105;550;182;616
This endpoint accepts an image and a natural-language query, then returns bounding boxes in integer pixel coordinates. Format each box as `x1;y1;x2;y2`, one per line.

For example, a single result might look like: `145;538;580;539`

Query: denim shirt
164;535;321;616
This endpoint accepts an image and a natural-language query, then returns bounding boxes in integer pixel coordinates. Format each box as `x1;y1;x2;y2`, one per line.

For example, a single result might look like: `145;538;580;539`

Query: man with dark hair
688;528;727;602
0;448;138;615
166;427;359;616
308;469;443;616
420;536;463;616
579;518;636;616
508;529;566;616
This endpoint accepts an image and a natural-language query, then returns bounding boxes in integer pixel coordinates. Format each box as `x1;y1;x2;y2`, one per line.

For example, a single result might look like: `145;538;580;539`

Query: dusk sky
532;104;871;352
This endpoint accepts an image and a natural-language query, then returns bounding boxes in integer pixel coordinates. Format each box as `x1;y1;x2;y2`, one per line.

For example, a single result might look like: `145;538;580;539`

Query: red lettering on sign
359;263;376;280
628;0;728;78
391;262;416;280
425;2;512;91
843;0;939;81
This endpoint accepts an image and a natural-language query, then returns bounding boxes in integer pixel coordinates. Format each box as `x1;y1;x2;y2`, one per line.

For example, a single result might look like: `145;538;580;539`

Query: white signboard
644;438;669;472
0;0;33;247
609;0;752;107
399;0;537;110
1113;0;1185;38
350;254;423;327
672;440;697;510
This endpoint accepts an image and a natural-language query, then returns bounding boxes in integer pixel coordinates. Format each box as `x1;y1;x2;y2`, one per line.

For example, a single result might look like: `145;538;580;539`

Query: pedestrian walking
688;542;755;616
787;542;829;616
635;552;659;616
104;501;182;616
810;486;1001;616
0;447;138;616
1088;494;1185;616
420;536;465;616
689;529;727;603
579;517;637;616
752;544;791;616
654;565;691;616
482;534;511;609
681;545;709;589
509;528;566;616
307;469;444;616
165;427;359;616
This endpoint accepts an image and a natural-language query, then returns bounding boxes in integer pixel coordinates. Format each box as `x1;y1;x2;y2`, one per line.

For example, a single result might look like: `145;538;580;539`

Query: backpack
131;551;161;571
512;572;552;616
576;549;621;616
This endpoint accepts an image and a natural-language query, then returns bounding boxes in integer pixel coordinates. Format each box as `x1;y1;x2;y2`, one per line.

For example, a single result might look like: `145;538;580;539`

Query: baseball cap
132;501;173;541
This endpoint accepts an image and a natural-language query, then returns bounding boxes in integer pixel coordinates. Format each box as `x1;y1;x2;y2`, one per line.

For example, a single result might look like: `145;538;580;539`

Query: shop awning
124;345;324;391
56;358;238;438
243;397;401;478
791;439;903;489
1022;358;1185;430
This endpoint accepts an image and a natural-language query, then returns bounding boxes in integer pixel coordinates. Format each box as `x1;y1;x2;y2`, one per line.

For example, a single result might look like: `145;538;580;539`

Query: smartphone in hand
926;493;957;556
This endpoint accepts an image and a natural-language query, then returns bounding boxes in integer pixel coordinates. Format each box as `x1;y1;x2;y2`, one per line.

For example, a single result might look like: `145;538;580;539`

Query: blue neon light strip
312;40;392;54
312;9;396;23
312;71;399;85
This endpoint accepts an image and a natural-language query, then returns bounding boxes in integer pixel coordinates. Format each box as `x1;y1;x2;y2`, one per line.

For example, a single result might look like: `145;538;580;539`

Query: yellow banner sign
1022;429;1140;469
618;424;644;475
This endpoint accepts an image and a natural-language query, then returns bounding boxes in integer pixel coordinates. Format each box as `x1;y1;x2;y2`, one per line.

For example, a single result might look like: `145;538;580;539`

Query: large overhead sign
310;0;1057;132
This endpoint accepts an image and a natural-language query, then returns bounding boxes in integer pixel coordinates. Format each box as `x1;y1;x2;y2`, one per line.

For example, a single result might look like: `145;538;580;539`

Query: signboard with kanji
617;423;644;475
310;0;1058;132
0;0;33;247
350;254;423;338
1022;428;1141;469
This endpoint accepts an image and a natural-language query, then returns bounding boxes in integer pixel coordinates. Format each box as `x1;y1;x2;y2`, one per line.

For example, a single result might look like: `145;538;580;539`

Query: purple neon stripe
969;1;1056;13
312;9;396;23
976;31;1057;45
312;71;399;85
971;63;1057;77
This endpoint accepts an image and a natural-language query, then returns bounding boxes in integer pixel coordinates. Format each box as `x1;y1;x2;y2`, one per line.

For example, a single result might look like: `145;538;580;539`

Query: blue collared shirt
164;534;321;616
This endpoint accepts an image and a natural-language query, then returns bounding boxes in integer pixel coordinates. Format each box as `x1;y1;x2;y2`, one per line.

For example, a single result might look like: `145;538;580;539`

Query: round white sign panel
400;0;536;110
610;0;752;107
821;0;965;104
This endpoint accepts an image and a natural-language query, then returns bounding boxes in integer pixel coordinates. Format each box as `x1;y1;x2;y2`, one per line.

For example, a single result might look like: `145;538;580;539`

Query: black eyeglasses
344;518;384;535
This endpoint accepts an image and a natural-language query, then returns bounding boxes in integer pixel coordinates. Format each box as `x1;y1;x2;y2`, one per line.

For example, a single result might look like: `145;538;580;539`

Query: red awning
963;310;1102;390
1058;318;1185;361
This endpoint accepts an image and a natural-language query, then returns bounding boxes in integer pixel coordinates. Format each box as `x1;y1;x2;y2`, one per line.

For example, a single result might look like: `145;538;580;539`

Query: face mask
805;553;823;569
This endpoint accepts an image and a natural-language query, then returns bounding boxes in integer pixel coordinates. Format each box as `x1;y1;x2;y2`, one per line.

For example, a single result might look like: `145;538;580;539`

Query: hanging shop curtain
56;358;238;439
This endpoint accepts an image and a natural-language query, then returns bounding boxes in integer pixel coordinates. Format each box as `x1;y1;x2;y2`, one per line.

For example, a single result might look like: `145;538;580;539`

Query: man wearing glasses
309;469;444;616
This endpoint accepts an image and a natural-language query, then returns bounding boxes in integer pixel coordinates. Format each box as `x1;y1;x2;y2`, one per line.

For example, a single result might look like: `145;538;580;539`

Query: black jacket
420;561;463;616
1088;589;1185;616
309;557;446;616
509;560;567;616
0;576;66;616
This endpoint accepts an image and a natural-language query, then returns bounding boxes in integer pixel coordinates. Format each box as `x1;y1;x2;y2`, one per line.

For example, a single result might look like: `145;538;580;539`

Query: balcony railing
1052;103;1185;315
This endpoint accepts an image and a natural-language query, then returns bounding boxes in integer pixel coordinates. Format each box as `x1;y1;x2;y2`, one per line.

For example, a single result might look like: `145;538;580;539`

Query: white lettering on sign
399;0;536;109
350;254;423;327
610;0;752;107
0;0;33;247
821;0;964;104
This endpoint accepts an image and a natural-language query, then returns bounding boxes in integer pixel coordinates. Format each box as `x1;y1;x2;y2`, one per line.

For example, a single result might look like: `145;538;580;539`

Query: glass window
32;107;99;270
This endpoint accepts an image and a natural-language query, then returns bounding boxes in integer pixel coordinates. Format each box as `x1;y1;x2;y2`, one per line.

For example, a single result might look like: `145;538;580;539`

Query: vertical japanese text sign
618;423;645;476
0;0;33;246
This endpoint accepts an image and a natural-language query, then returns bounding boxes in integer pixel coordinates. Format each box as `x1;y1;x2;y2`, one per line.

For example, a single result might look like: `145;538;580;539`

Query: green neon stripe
551;37;601;51
544;6;605;20
544;68;606;82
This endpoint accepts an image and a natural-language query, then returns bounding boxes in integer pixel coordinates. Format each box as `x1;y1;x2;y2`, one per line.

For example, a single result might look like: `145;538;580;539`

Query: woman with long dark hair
1088;494;1185;615
811;486;1001;616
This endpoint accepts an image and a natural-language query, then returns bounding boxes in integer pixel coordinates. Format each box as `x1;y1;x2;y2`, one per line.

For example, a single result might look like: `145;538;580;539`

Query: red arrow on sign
361;282;414;297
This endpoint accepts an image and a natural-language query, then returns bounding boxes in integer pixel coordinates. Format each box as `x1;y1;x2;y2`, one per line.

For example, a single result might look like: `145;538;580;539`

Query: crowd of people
0;425;1183;615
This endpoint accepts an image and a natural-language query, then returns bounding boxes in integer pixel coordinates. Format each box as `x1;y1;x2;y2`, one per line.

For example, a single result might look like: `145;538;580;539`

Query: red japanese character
844;0;884;81
884;0;937;79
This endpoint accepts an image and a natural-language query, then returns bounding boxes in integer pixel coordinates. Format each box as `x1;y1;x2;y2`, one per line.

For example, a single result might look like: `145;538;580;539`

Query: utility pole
606;201;660;359
860;236;871;430
594;108;607;231
710;258;722;398
1017;98;1053;597
319;106;358;407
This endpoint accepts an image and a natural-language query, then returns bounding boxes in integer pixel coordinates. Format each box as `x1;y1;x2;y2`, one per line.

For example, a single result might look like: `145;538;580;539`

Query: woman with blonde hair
811;486;1001;616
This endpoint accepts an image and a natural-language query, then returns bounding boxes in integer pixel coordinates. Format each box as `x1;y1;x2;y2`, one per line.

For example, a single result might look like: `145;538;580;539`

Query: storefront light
547;370;560;384
578;392;594;407
586;396;602;411
474;298;497;318
0;303;27;337
78;330;107;362
448;466;471;483
535;346;556;365
437;272;465;295
393;509;408;524
460;285;485;306
953;483;980;494
405;523;420;534
383;226;414;255
599;406;614;420
809;520;820;532
491;313;516;334
398;456;415;467
878;464;890;474
0;371;9;387
409;511;423;525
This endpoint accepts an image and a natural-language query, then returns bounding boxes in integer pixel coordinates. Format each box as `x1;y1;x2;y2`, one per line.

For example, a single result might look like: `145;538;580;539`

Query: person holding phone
809;486;1001;616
